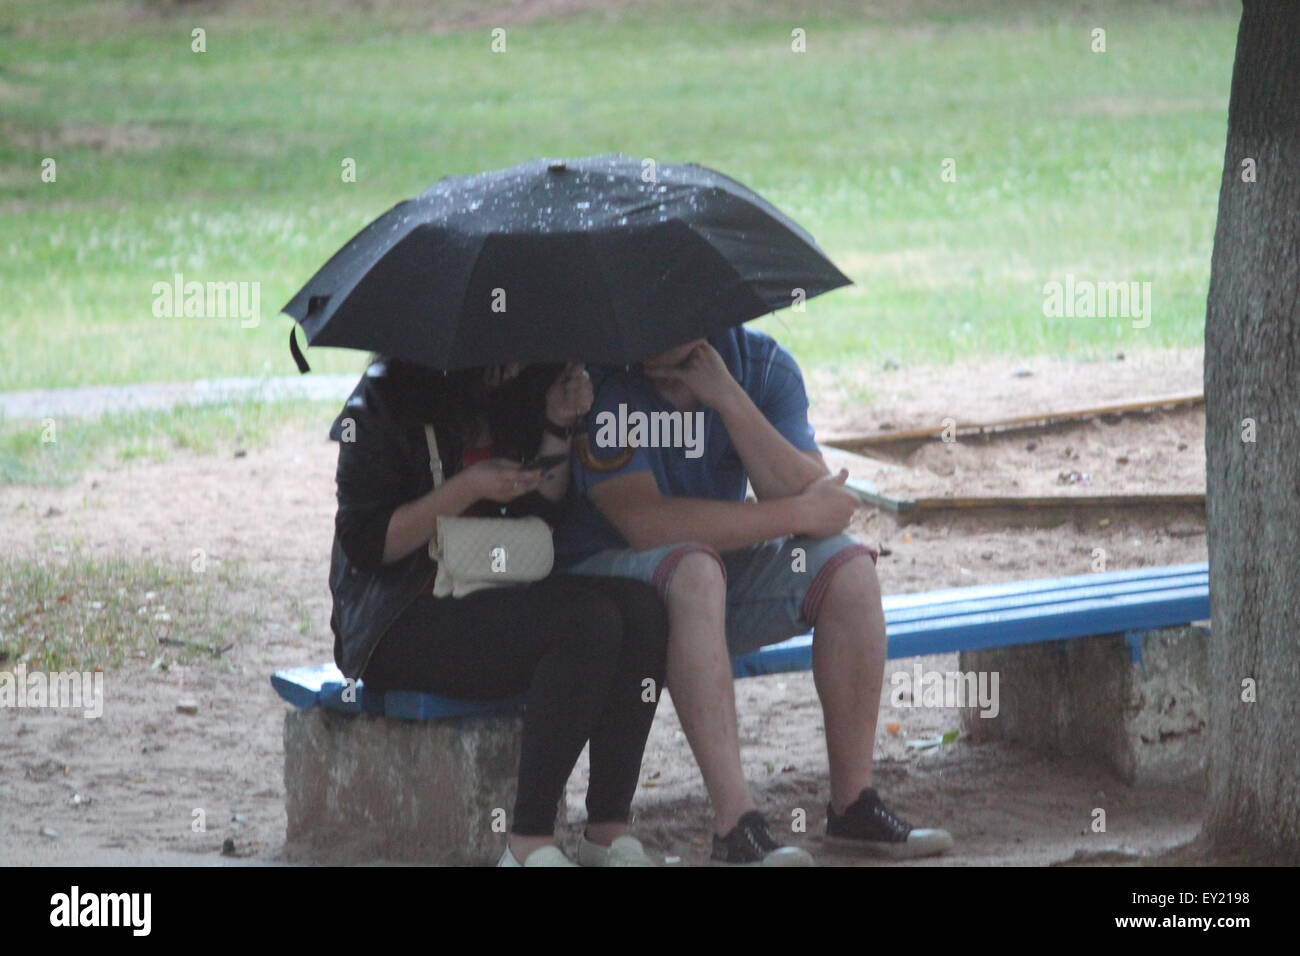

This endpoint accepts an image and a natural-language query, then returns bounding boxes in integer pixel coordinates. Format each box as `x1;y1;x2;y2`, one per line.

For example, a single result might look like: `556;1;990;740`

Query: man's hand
792;469;858;538
644;342;743;411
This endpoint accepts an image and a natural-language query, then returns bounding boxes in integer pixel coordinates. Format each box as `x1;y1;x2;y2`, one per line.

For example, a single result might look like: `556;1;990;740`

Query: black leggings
361;574;668;836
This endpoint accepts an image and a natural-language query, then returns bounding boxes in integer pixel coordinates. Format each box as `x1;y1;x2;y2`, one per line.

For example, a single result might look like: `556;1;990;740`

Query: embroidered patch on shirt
576;434;636;473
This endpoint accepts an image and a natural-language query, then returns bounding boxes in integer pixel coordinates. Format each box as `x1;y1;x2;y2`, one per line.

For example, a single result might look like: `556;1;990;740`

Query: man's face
643;339;706;371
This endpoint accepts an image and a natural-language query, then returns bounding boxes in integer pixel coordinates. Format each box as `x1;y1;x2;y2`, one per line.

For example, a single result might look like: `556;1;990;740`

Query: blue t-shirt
554;327;819;561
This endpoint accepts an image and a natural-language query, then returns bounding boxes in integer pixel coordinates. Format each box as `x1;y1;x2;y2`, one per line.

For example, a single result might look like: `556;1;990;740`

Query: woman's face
482;362;523;390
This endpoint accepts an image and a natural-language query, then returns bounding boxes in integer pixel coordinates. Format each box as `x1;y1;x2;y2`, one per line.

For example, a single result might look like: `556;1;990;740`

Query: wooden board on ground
843;479;1205;516
825;392;1205;452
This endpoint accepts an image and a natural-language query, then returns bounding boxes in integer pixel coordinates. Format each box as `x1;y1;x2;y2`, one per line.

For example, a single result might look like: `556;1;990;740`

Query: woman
327;356;668;867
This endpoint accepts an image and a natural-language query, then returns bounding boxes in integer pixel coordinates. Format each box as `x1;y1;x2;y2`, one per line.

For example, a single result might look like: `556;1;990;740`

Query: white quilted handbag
424;424;554;598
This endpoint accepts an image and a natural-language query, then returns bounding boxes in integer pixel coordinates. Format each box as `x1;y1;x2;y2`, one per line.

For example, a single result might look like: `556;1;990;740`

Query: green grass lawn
0;396;338;485
0;0;1236;390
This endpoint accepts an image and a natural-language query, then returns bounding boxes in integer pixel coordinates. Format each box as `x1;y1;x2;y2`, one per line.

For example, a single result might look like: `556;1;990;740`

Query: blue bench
733;561;1210;676
271;663;526;720
271;562;1209;718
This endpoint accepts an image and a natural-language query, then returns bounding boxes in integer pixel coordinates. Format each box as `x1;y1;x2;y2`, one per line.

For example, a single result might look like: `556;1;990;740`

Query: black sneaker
710;810;814;866
825;788;953;858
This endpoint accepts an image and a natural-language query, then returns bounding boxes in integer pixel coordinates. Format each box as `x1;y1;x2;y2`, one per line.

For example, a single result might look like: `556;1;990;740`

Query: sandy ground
0;349;1209;866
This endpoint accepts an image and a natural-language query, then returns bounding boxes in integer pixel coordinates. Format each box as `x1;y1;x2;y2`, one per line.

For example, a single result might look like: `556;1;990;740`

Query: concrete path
0;375;358;421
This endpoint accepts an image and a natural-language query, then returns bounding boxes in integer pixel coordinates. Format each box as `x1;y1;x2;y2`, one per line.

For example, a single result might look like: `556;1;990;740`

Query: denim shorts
562;534;876;658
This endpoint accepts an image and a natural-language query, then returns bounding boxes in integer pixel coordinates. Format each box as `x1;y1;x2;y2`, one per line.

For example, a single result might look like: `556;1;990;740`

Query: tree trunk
1202;0;1300;863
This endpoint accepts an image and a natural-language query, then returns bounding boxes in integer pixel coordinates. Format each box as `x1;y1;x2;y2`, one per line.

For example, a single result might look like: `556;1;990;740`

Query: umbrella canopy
282;153;850;370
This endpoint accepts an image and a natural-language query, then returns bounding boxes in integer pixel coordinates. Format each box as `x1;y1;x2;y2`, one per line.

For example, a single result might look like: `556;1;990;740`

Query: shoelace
867;800;913;838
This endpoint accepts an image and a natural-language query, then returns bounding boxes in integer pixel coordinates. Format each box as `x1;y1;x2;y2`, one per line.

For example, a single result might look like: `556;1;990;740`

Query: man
555;326;953;866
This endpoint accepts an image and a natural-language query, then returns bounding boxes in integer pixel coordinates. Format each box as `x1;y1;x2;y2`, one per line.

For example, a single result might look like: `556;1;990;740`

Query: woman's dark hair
371;355;565;463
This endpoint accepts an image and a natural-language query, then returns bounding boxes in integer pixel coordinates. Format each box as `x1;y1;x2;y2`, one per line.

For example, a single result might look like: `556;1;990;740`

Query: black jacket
328;361;563;679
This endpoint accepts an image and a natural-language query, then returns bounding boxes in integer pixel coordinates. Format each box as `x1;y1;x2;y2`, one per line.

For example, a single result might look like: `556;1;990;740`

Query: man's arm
589;469;855;553
647;343;826;500
714;387;828;500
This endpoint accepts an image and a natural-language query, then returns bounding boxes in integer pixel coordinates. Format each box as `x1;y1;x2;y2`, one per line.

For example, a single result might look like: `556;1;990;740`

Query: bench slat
884;572;1206;625
382;690;526;721
882;562;1206;610
271;663;527;719
886;584;1209;655
270;664;342;708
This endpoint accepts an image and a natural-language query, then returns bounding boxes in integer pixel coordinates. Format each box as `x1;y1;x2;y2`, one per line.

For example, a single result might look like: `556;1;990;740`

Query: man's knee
807;546;881;626
656;544;726;606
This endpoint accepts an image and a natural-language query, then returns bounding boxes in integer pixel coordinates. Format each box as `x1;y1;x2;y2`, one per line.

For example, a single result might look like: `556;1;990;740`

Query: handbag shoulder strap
423;424;444;488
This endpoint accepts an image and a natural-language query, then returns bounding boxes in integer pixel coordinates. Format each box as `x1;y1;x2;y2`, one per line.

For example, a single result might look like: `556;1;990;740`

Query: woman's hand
545;362;594;427
456;457;544;503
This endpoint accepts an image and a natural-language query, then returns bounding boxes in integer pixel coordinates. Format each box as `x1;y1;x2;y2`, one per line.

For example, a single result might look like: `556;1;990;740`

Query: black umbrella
282;153;850;371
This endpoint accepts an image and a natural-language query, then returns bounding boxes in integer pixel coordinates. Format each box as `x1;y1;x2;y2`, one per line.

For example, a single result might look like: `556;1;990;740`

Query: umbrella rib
676;218;772;328
438;228;491;369
680;212;850;314
580;230;631;366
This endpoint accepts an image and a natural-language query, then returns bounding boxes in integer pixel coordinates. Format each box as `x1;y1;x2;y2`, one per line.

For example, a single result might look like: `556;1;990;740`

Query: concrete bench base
959;625;1209;785
283;708;529;865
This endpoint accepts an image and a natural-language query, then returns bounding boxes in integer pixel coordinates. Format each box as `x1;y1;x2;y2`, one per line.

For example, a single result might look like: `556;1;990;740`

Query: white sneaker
496;844;579;867
576;833;658;867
